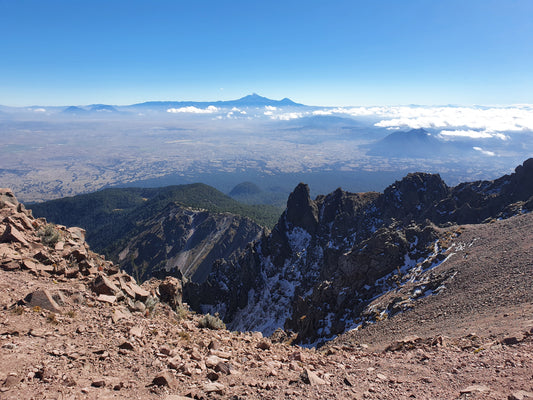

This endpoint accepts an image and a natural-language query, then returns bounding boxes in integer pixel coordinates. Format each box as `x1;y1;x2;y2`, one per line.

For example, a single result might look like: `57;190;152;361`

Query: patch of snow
286;227;311;253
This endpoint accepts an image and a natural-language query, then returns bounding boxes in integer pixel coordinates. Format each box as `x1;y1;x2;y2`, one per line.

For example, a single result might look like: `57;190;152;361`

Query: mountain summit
233;93;301;107
130;94;303;110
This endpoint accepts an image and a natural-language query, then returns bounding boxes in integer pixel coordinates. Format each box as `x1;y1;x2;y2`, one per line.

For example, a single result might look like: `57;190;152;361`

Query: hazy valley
2;95;532;204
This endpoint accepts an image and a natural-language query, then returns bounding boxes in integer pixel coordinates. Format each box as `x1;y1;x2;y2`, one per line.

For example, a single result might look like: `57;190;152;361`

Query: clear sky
1;0;532;107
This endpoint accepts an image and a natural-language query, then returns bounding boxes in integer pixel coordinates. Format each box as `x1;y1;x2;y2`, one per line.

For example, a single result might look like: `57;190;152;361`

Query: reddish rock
302;369;326;386
151;371;176;389
0;224;29;246
158;277;182;309
92;274;120;296
24;289;62;313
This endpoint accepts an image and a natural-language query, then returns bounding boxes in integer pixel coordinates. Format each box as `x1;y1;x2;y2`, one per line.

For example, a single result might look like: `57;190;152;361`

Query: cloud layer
311;105;533;137
167;105;219;114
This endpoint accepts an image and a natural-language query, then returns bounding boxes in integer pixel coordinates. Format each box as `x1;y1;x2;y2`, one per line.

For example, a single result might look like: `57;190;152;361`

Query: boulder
301;369;326;385
158;277;183;309
24;289;62;313
92;275;120;296
0;188;19;209
151;371;176;389
0;224;29;246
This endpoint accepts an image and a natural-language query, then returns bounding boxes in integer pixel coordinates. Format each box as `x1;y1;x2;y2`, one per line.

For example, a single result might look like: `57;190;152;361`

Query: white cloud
270;112;304;121
372;106;533;132
265;106;277;111
30;108;46;112
167;105;219;114
473;146;496;156
312;109;334;116
438;130;509;140
312;105;533;133
264;110;303;119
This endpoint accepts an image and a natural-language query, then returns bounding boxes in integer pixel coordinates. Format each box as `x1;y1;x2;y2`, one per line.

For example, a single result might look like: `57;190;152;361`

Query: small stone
344;375;356;386
460;385;490;395
502;336;520;345
97;294;117;304
127;281;150;301
167;357;181;370
3;375;20;388
67;227;86;242
151;371;176;389
203;382;225;394
208;340;220;350
205;355;225;369
257;340;271;350
508;391;533;400
189;349;202;361
63;376;77;387
215;362;231;375
91;380;106;388
207;371;219;381
118;341;134;351
209;349;231;359
134;301;146;313
376;373;388;381
129;326;143;337
289;361;302;372
289;351;303;361
111;306;131;323
302;369;326;385
2;261;20;271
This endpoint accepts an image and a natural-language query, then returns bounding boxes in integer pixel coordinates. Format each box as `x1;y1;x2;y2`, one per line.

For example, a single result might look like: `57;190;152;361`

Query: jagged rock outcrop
185;158;533;345
0;188;162;314
285;183;319;234
114;203;264;283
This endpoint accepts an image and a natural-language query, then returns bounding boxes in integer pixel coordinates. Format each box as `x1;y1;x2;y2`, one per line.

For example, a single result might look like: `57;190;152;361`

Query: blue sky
1;0;532;106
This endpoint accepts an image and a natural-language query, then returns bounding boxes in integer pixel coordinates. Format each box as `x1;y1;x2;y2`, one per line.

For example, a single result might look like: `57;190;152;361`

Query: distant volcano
366;128;459;158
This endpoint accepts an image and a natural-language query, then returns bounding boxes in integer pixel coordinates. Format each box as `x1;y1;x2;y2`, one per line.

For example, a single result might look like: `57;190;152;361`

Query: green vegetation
29;183;283;257
198;313;226;330
228;181;288;207
37;224;61;247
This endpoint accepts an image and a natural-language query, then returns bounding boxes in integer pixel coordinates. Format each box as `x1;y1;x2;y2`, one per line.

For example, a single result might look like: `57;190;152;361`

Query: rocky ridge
188;159;533;345
1;188;533;399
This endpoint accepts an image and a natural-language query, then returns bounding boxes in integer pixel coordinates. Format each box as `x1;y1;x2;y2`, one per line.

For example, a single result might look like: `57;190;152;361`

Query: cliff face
114;203;265;284
186;159;533;345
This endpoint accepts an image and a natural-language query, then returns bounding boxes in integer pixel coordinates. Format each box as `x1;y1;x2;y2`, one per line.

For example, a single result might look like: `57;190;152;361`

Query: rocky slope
329;211;533;352
187;158;533;345
29;183;275;284
1;187;532;400
115;203;264;283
